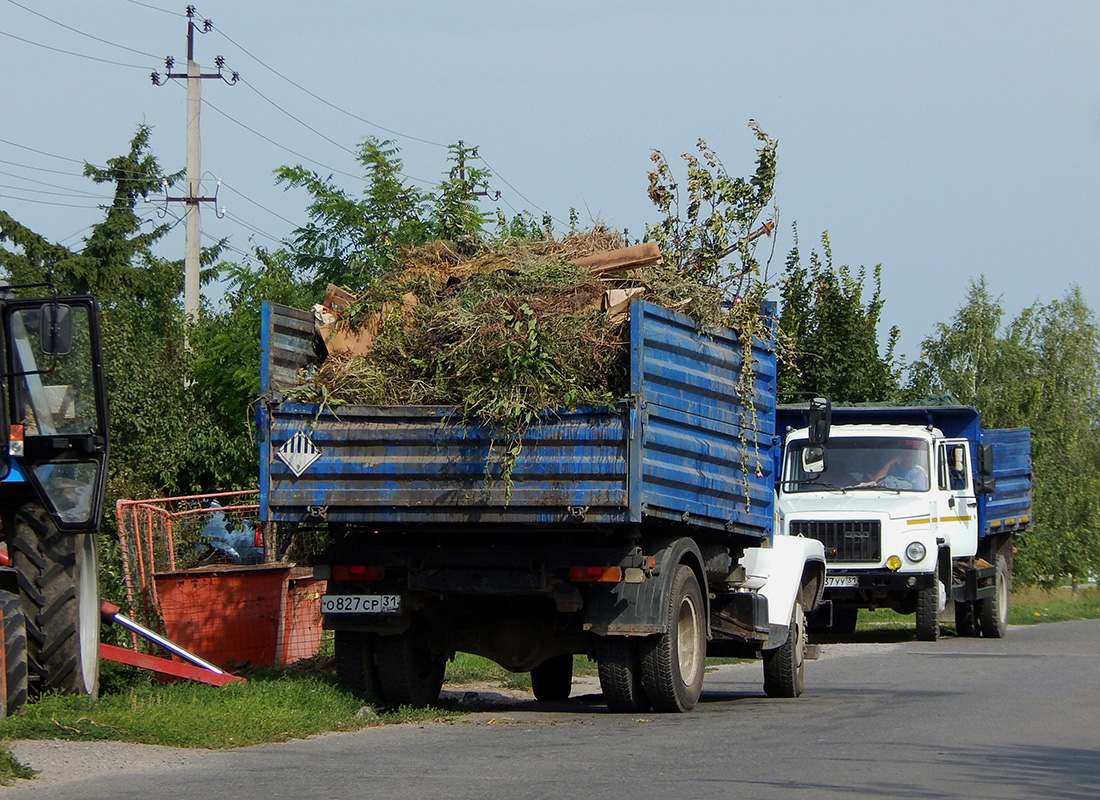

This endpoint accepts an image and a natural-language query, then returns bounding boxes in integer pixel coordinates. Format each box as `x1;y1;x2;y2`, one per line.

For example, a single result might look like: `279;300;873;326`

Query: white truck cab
779;424;981;639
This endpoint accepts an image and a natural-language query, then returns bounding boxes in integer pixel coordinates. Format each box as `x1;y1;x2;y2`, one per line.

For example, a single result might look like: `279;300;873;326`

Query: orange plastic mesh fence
115;491;325;670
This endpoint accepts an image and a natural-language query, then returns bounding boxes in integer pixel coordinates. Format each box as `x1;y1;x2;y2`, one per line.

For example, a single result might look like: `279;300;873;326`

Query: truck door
936;439;978;558
3;298;109;530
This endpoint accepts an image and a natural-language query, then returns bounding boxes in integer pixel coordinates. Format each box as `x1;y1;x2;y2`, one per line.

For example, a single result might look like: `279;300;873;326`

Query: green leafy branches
777;230;901;402
646;122;778;300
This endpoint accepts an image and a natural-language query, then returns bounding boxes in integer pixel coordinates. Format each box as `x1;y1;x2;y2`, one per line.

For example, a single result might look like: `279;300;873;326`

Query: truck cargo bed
259;300;778;538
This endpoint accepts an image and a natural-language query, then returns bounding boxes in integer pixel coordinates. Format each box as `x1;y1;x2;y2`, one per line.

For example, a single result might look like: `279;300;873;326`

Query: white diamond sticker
277;431;320;477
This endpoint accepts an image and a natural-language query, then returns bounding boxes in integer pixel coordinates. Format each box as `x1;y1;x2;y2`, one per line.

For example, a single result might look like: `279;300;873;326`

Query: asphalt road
10;620;1100;799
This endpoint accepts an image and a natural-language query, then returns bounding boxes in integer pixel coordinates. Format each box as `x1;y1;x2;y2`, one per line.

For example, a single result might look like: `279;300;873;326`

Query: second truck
777;402;1031;641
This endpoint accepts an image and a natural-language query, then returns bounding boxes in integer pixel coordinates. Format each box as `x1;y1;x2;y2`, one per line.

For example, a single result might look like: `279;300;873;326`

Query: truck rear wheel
9;505;99;697
640;565;705;713
1;590;29;716
531;654;573;702
596;635;650;712
763;603;806;698
915;581;942;642
334;630;381;700
977;553;1010;638
374;621;445;708
954;600;979;637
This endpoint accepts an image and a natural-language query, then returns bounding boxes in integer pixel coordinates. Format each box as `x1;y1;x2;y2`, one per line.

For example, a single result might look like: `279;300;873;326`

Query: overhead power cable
121;0;179;16
0;27;149;69
209;23;449;149
3;0;161;60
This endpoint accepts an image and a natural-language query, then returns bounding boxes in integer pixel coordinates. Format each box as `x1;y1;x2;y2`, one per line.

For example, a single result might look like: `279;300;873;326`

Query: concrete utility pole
152;6;237;331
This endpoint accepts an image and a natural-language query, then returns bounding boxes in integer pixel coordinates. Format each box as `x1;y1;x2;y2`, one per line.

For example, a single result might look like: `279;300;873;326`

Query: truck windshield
784;437;930;493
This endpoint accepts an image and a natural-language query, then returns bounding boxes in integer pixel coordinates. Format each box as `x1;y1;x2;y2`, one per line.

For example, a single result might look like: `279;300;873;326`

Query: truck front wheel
915;580;942;642
374;620;446;708
640;565;706;712
9;505;99;697
977;553;1010;638
763;603;806;698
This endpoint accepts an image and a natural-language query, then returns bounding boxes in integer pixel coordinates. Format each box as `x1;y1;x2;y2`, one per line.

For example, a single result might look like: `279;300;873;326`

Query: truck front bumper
824;570;935;593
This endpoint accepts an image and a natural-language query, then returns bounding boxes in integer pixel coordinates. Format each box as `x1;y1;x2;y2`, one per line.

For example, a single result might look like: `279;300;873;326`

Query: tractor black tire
8;505;99;698
640;565;706;713
374;620;446;708
531;654;573;702
977;553;1010;639
334;629;381;700
596;635;650;713
763;603;807;698
915;581;941;642
1;590;29;716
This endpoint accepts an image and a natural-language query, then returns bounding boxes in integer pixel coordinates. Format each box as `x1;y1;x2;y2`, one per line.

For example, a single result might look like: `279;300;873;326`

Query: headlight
905;542;927;563
886;555;902;571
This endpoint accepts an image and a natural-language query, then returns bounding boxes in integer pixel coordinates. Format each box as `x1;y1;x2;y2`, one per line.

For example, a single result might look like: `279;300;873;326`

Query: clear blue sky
2;1;1098;364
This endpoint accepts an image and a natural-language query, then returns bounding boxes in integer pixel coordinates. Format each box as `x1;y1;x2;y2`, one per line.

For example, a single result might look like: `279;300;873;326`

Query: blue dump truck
776;403;1032;641
258;299;825;712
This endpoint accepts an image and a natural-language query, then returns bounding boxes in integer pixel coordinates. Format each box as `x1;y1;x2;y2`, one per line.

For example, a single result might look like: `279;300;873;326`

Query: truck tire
954;600;979;637
374;620;445;708
763;603;806;698
530;654;573;702
334;630;381;700
977;553;1010;638
640;565;706;713
915;581;941;642
1;590;29;716
9;505;99;697
596;635;650;712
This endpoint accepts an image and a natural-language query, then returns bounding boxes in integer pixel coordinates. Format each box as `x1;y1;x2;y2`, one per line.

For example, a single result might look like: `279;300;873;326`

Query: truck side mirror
801;445;826;474
39;303;73;356
978;442;994;476
807;396;831;446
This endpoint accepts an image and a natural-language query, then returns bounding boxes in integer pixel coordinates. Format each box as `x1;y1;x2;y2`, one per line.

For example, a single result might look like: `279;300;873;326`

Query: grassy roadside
855;586;1100;632
3;589;1099;784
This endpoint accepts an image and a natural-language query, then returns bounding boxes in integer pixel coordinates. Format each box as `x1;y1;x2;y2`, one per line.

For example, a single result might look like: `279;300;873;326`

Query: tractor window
11;305;100;437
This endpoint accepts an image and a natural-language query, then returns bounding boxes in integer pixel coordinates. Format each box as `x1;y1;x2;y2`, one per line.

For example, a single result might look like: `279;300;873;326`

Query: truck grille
791;519;881;563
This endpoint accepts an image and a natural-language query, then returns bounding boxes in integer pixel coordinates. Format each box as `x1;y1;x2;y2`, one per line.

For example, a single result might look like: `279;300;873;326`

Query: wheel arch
584;535;708;638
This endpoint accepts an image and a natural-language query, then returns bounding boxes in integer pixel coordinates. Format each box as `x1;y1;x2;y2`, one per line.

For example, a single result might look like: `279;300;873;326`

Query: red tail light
568;566;623;583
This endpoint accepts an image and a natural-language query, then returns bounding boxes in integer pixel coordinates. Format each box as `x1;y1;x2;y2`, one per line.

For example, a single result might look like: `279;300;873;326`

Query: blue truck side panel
980;427;1032;535
260;300;776;538
776;404;1032;538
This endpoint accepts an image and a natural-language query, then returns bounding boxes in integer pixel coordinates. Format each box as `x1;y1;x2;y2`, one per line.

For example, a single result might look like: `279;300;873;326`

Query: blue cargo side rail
259;299;777;539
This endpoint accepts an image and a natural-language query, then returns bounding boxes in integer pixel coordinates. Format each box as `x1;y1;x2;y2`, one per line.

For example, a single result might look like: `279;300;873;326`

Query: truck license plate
824;575;860;588
320;594;401;614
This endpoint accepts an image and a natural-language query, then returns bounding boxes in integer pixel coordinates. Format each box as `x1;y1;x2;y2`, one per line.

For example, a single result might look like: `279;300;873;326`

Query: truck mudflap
825;570;936;592
952;560;999;604
583;537;705;637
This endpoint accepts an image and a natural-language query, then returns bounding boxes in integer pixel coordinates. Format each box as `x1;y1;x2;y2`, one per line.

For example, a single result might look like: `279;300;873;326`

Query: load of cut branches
289;227;740;440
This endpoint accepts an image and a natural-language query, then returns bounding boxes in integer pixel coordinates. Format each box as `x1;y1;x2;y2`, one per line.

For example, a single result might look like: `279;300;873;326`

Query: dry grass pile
293;230;643;433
